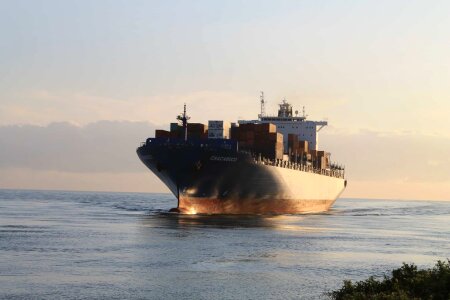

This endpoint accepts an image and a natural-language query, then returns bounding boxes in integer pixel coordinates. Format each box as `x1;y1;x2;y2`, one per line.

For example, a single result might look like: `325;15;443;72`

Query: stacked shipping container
154;121;329;169
187;123;208;139
155;129;171;138
156;123;208;139
287;134;309;154
208;121;231;139
287;134;330;169
235;123;283;160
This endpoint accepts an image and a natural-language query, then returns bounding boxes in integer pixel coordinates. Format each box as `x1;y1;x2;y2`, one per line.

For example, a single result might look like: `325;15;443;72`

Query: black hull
137;138;345;214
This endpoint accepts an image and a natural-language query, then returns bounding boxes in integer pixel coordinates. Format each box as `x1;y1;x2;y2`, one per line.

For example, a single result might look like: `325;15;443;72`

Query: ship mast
260;91;266;118
176;103;190;141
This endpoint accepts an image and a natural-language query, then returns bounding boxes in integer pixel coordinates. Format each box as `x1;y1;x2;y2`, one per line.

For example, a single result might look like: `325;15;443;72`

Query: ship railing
139;137;238;151
251;153;345;179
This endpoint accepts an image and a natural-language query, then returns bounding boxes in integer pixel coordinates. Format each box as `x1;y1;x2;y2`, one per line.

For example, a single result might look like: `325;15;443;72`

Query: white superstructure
239;93;327;151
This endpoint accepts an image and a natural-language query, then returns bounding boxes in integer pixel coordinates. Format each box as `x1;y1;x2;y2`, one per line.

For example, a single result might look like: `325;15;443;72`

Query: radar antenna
176;103;190;141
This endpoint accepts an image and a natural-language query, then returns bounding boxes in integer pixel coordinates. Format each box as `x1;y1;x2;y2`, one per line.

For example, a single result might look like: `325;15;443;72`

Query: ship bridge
239;94;327;151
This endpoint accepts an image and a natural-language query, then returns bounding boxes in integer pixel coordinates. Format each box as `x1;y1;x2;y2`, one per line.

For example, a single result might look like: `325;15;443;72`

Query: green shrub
329;260;450;300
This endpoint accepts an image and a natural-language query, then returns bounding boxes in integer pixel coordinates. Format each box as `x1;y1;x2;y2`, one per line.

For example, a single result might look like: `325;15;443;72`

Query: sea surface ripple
0;189;449;299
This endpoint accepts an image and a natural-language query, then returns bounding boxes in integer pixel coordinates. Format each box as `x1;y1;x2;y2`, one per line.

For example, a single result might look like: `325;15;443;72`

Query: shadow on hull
137;140;343;214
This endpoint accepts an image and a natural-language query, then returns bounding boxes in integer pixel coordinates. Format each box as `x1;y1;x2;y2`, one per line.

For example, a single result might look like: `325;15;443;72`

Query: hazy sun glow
1;1;449;200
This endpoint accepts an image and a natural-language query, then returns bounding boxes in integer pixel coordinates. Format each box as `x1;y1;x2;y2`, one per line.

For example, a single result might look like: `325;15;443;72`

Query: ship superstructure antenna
176;103;190;141
259;91;266;118
302;106;308;119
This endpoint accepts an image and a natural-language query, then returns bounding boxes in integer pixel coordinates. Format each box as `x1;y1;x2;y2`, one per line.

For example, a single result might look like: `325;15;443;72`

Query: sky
1;0;449;200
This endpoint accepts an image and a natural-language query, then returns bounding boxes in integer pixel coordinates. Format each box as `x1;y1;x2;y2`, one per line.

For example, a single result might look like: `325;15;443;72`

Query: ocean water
0;189;449;299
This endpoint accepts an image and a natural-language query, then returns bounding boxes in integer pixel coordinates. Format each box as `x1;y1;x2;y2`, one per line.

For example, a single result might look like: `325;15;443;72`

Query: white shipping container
208;120;231;130
208;128;230;139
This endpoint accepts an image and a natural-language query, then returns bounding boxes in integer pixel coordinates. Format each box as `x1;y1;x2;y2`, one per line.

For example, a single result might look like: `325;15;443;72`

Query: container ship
137;93;346;214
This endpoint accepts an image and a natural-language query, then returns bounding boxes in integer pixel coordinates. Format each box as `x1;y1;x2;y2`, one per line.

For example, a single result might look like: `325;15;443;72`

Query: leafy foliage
329;260;450;300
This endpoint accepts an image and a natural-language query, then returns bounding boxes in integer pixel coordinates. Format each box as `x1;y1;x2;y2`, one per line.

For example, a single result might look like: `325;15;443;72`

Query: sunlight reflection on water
0;190;449;299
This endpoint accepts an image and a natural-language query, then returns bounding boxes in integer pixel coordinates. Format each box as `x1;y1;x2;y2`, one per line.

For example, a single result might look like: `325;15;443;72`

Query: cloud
1;90;259;126
1;121;449;180
0;168;169;194
0;121;157;172
320;129;450;183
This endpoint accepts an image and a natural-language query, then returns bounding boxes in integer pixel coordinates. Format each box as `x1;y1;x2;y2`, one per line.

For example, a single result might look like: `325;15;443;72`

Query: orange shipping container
239;123;256;132
155;129;171;138
255;123;276;133
266;132;283;142
187;123;207;133
288;133;298;142
298;140;309;151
